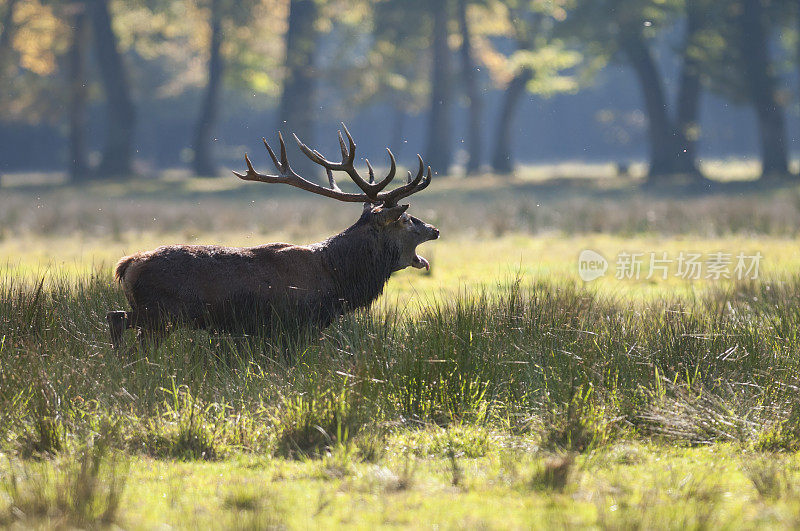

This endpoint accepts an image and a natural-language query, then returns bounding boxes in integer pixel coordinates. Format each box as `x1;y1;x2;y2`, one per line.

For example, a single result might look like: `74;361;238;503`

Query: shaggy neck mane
318;218;398;310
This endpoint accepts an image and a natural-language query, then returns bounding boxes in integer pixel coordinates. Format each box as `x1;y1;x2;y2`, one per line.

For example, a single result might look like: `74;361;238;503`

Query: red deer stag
106;125;439;350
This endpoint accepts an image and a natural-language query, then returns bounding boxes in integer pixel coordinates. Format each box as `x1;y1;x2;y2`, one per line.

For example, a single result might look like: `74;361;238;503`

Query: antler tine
339;122;357;165
232;152;256;179
408;157;426;190
403;154;425;190
337;130;349;162
366;159;375;184
232;151;270;183
293;133;333;167
278;132;292;171
369;148;397;194
325;168;341;191
262;138;280;169
356;147;399;195
420;166;433;191
392;165;432;201
337;123;381;194
386;148;397;177
341;124;397;194
377;154;430;206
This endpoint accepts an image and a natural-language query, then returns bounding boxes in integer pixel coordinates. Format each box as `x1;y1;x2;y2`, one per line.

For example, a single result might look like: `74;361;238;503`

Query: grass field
3;170;800;528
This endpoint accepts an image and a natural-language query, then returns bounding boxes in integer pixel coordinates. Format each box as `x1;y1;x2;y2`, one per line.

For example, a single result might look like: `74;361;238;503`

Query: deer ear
373;204;409;225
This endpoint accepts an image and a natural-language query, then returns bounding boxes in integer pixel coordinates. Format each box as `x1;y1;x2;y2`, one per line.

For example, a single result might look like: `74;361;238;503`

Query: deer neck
319;226;398;310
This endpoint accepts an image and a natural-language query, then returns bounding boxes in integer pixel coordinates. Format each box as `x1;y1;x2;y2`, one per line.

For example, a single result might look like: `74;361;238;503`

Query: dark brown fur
107;205;438;350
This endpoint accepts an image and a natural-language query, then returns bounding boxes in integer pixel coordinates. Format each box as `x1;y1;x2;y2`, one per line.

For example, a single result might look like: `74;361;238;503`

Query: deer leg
121;308;169;353
106;311;129;350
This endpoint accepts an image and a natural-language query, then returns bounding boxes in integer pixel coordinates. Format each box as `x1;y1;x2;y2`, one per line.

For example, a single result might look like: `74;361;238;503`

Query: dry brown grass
2;169;800;242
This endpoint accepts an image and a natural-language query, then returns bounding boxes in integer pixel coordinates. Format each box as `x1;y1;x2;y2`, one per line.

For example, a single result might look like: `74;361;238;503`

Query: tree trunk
620;28;682;182
68;3;90;183
277;0;317;178
0;0;18;117
89;0;136;178
457;0;482;175
738;0;789;178
192;0;224;177
674;4;704;179
491;68;532;174
0;0;18;73
425;0;452;174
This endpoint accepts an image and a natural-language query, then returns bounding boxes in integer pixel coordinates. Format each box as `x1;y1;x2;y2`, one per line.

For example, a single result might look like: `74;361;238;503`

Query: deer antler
233;123;432;206
293;123;398;197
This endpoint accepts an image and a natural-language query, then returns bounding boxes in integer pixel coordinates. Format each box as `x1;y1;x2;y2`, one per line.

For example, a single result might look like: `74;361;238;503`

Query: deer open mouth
412;254;430;271
411;228;438;271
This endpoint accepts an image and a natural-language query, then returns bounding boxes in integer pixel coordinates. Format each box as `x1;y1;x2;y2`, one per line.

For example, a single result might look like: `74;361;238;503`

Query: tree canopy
0;0;797;183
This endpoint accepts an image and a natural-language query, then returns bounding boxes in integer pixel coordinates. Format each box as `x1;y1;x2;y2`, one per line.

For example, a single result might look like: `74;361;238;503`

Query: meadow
3;166;800;528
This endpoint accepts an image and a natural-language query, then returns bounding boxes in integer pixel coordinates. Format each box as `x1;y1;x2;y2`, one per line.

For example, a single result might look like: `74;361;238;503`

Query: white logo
578;249;608;282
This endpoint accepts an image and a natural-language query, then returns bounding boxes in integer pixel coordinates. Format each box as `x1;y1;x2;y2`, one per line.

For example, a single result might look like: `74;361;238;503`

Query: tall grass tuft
128;383;225;460
541;386;616;453
742;457;795;500
272;376;369;458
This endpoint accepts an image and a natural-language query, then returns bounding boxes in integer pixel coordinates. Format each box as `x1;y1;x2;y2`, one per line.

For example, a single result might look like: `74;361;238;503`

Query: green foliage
513;45;582;96
6;207;800;522
685;0;793;105
6;268;800;458
6;261;800;524
0;0;70;122
477;0;587;96
558;0;687;103
564;0;683;51
332;0;432;112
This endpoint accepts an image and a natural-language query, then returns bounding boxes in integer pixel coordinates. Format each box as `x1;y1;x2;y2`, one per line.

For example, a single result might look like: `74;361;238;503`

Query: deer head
233;123;439;272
